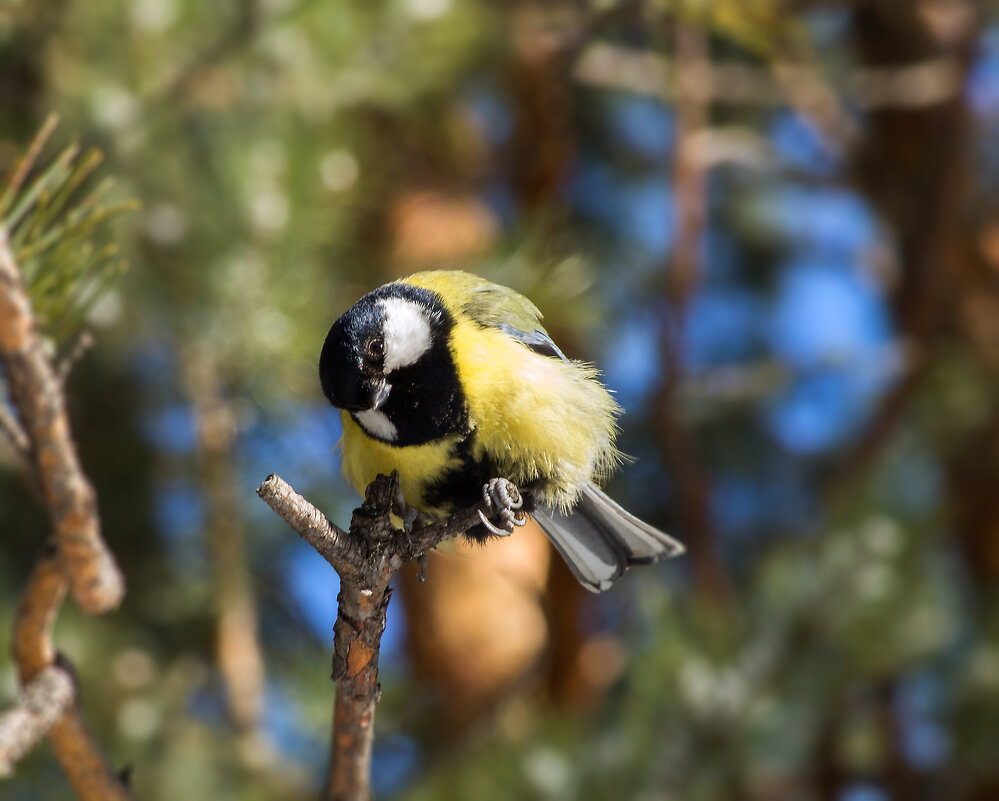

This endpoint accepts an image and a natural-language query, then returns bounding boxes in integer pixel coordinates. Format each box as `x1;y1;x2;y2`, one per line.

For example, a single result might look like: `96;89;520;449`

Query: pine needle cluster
0;114;136;344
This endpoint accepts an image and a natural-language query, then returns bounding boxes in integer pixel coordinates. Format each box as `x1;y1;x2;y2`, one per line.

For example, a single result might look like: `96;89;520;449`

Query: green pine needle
1;114;137;343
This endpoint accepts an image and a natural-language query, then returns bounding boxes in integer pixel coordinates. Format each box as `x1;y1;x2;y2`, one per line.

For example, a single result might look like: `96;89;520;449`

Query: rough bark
257;472;501;801
0;229;124;614
0;226;132;794
0;665;75;777
12;551;135;800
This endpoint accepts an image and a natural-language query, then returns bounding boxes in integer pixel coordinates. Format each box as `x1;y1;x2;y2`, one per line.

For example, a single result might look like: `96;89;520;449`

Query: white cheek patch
379;297;432;373
354;409;398;442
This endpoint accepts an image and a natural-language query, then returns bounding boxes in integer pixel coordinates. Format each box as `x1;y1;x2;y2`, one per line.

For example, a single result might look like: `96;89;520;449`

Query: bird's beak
371;379;391;411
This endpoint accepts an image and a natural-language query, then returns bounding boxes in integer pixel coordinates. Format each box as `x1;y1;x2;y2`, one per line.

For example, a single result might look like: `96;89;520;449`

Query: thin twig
257;474;356;574
823;353;929;498
0;228;124;614
0;113;60;217
653;23;732;606
257;473;495;801
0;395;30;456
573;42;962;110
156;0;258;103
256;473;491;577
0;665;75;778
56;330;95;386
13;551;135;800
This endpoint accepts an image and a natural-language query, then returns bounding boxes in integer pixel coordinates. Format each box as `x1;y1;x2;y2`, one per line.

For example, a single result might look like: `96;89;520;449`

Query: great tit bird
319;270;683;591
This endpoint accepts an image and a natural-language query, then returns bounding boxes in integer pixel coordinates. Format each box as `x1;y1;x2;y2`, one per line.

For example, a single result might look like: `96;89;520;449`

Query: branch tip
257;471;505;800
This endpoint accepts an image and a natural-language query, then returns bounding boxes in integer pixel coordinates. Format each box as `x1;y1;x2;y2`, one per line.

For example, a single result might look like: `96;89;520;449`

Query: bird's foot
390;470;431;535
478;478;528;537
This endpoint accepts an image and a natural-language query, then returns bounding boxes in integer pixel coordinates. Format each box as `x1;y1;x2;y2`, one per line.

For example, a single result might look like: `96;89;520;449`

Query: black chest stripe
423;434;496;512
423;433;540;542
377;349;469;446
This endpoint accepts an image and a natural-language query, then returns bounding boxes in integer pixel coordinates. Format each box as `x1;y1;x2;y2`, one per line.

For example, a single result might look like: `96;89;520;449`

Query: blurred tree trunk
812;709;847;801
852;1;973;342
654;21;731;607
185;351;266;737
817;3;990;798
851;2;999;587
506;1;616;713
506;4;576;212
0;3;63;142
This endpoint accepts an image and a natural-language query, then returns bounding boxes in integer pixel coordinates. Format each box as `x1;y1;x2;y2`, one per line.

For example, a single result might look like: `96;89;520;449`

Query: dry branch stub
13;551;136;800
0;665;75;777
256;472;499;801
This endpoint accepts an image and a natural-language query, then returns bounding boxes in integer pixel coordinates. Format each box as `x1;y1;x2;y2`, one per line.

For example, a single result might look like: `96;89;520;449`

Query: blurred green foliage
2;2;999;801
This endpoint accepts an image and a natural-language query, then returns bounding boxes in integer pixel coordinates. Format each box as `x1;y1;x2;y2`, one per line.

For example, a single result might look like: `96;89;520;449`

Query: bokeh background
3;1;999;799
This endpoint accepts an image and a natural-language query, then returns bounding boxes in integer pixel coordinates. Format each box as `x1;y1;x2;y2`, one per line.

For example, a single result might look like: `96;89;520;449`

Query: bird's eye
365;337;384;358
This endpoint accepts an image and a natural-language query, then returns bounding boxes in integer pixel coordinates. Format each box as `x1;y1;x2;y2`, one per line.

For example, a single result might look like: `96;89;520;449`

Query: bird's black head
319;293;387;413
319;283;468;445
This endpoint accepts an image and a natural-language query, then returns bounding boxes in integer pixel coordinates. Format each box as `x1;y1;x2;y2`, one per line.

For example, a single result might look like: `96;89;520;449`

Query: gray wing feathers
576;483;685;563
533;482;684;593
498;323;568;362
532;505;625;593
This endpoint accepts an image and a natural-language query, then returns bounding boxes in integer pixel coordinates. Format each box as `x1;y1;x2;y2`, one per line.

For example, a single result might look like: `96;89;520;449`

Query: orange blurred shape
977;224;999;274
397;518;551;732
961;294;999;365
388;189;498;268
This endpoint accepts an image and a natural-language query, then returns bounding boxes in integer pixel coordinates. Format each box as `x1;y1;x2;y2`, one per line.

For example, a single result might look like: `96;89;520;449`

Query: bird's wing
461;281;569;361
497;324;568;362
403;270;561;352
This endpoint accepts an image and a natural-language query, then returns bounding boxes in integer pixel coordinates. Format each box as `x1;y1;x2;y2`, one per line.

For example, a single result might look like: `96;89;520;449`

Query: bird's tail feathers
532;482;684;593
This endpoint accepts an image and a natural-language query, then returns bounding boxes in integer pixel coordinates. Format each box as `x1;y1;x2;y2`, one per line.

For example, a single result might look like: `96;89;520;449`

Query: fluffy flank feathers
448;313;622;511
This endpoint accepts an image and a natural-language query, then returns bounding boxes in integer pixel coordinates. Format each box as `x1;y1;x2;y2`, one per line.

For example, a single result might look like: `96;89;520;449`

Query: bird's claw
479;478;528;537
390;470;430;535
391;470;406;512
477;509;512;537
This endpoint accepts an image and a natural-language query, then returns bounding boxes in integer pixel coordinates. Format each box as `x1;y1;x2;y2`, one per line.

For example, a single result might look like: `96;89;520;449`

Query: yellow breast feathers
448;314;622;511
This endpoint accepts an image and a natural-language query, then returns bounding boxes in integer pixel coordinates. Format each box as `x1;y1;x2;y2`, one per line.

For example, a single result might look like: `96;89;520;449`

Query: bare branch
0;113;60;216
56;331;95;386
156;0;258;103
257;472;495;801
256;474;357;574
257;473;493;580
0;395;30;457
653;24;732;607
1;125;133;795
573;42;962;111
13;551;135;800
0;228;124;614
0;666;75;778
13;548;66;678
